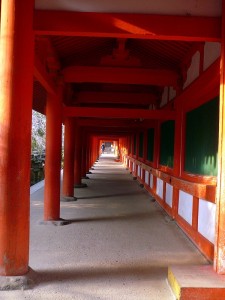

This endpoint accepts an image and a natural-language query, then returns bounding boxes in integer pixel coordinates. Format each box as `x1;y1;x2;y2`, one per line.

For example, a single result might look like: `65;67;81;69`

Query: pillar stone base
39;218;71;226
61;196;77;202
133;176;137;180
0;268;36;291
74;183;87;188
139;183;144;188
82;176;90;180
87;171;92;174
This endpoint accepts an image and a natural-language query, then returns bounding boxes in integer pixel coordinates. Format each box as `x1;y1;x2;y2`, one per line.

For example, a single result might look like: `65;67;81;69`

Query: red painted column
62;117;75;200
44;86;63;221
0;0;34;275
74;124;87;187
86;134;92;172
81;133;88;177
172;103;184;219
214;0;225;274
153;121;161;193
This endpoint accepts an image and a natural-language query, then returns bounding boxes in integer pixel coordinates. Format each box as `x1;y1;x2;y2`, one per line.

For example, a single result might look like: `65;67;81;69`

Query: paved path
0;155;208;300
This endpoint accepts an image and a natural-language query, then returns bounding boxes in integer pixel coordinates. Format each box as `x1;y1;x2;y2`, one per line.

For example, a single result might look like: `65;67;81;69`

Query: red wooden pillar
214;0;225;274
86;134;92;172
74;124;87;188
0;0;34;276
81;133;88;177
44;86;63;221
62;117;76;201
153;121;160;193
172;103;184;219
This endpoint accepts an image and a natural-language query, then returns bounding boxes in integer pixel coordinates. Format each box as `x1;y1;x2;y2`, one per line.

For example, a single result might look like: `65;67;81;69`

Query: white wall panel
145;171;149;185
204;42;221;71
178;191;193;225
198;199;216;244
160;86;168;107
156;178;163;199
137;165;141;177
150;174;153;189
169;86;177;101
183;51;200;89
165;183;173;207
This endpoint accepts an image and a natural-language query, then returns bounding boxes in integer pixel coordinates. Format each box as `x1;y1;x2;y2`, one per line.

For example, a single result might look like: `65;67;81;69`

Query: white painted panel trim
165;183;173;207
178;190;193;225
150;174;153;189
204;42;221;71
160;86;168;107
145;171;149;185
183;51;200;89
137;165;141;177
140;167;143;179
198;199;216;244
156;178;163;199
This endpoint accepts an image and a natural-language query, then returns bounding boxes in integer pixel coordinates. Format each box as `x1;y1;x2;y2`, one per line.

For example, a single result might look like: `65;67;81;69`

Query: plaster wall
150;174;153;189
165;183;173;207
160;86;168;107
178;191;193;225
169;86;176;101
145;171;149;185
183;51;200;89
204;42;221;71
138;165;141;177
198;199;216;244
156;178;163;199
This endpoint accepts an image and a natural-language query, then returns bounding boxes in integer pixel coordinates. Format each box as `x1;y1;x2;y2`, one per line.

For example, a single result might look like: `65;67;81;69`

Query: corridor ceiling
35;0;221;16
33;0;222;131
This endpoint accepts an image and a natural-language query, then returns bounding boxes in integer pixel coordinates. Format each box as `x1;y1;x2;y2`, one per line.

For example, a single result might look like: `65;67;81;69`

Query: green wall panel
147;128;154;161
160;120;175;168
133;134;137;155
185;97;219;176
139;132;144;158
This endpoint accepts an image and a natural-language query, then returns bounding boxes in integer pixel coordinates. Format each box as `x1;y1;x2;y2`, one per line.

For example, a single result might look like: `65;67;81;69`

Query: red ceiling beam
34;11;221;42
63;66;178;86
77;118;155;128
75;91;158;105
34;55;56;95
63;107;176;120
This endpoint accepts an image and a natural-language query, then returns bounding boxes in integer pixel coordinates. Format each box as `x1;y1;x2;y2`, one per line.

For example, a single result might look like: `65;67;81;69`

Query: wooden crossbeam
34;55;56;94
34;11;221;42
75;91;158;105
63;106;176;119
63;66;178;86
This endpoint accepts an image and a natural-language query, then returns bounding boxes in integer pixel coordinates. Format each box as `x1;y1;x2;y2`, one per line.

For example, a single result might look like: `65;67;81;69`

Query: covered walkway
1;156;207;299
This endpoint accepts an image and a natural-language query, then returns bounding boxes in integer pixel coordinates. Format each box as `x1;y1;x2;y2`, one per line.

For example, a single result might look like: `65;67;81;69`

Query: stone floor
0;155;208;300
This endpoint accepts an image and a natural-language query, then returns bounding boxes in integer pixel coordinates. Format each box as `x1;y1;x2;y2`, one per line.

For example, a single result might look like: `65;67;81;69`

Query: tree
31;110;46;153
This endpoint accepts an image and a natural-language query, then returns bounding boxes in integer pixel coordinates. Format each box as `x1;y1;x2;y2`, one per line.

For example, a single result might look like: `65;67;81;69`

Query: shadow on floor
76;190;147;200
62;211;159;224
32;265;168;286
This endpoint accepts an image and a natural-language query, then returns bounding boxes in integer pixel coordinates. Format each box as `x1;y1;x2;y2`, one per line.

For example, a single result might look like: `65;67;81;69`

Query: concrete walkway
0;155;208;300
